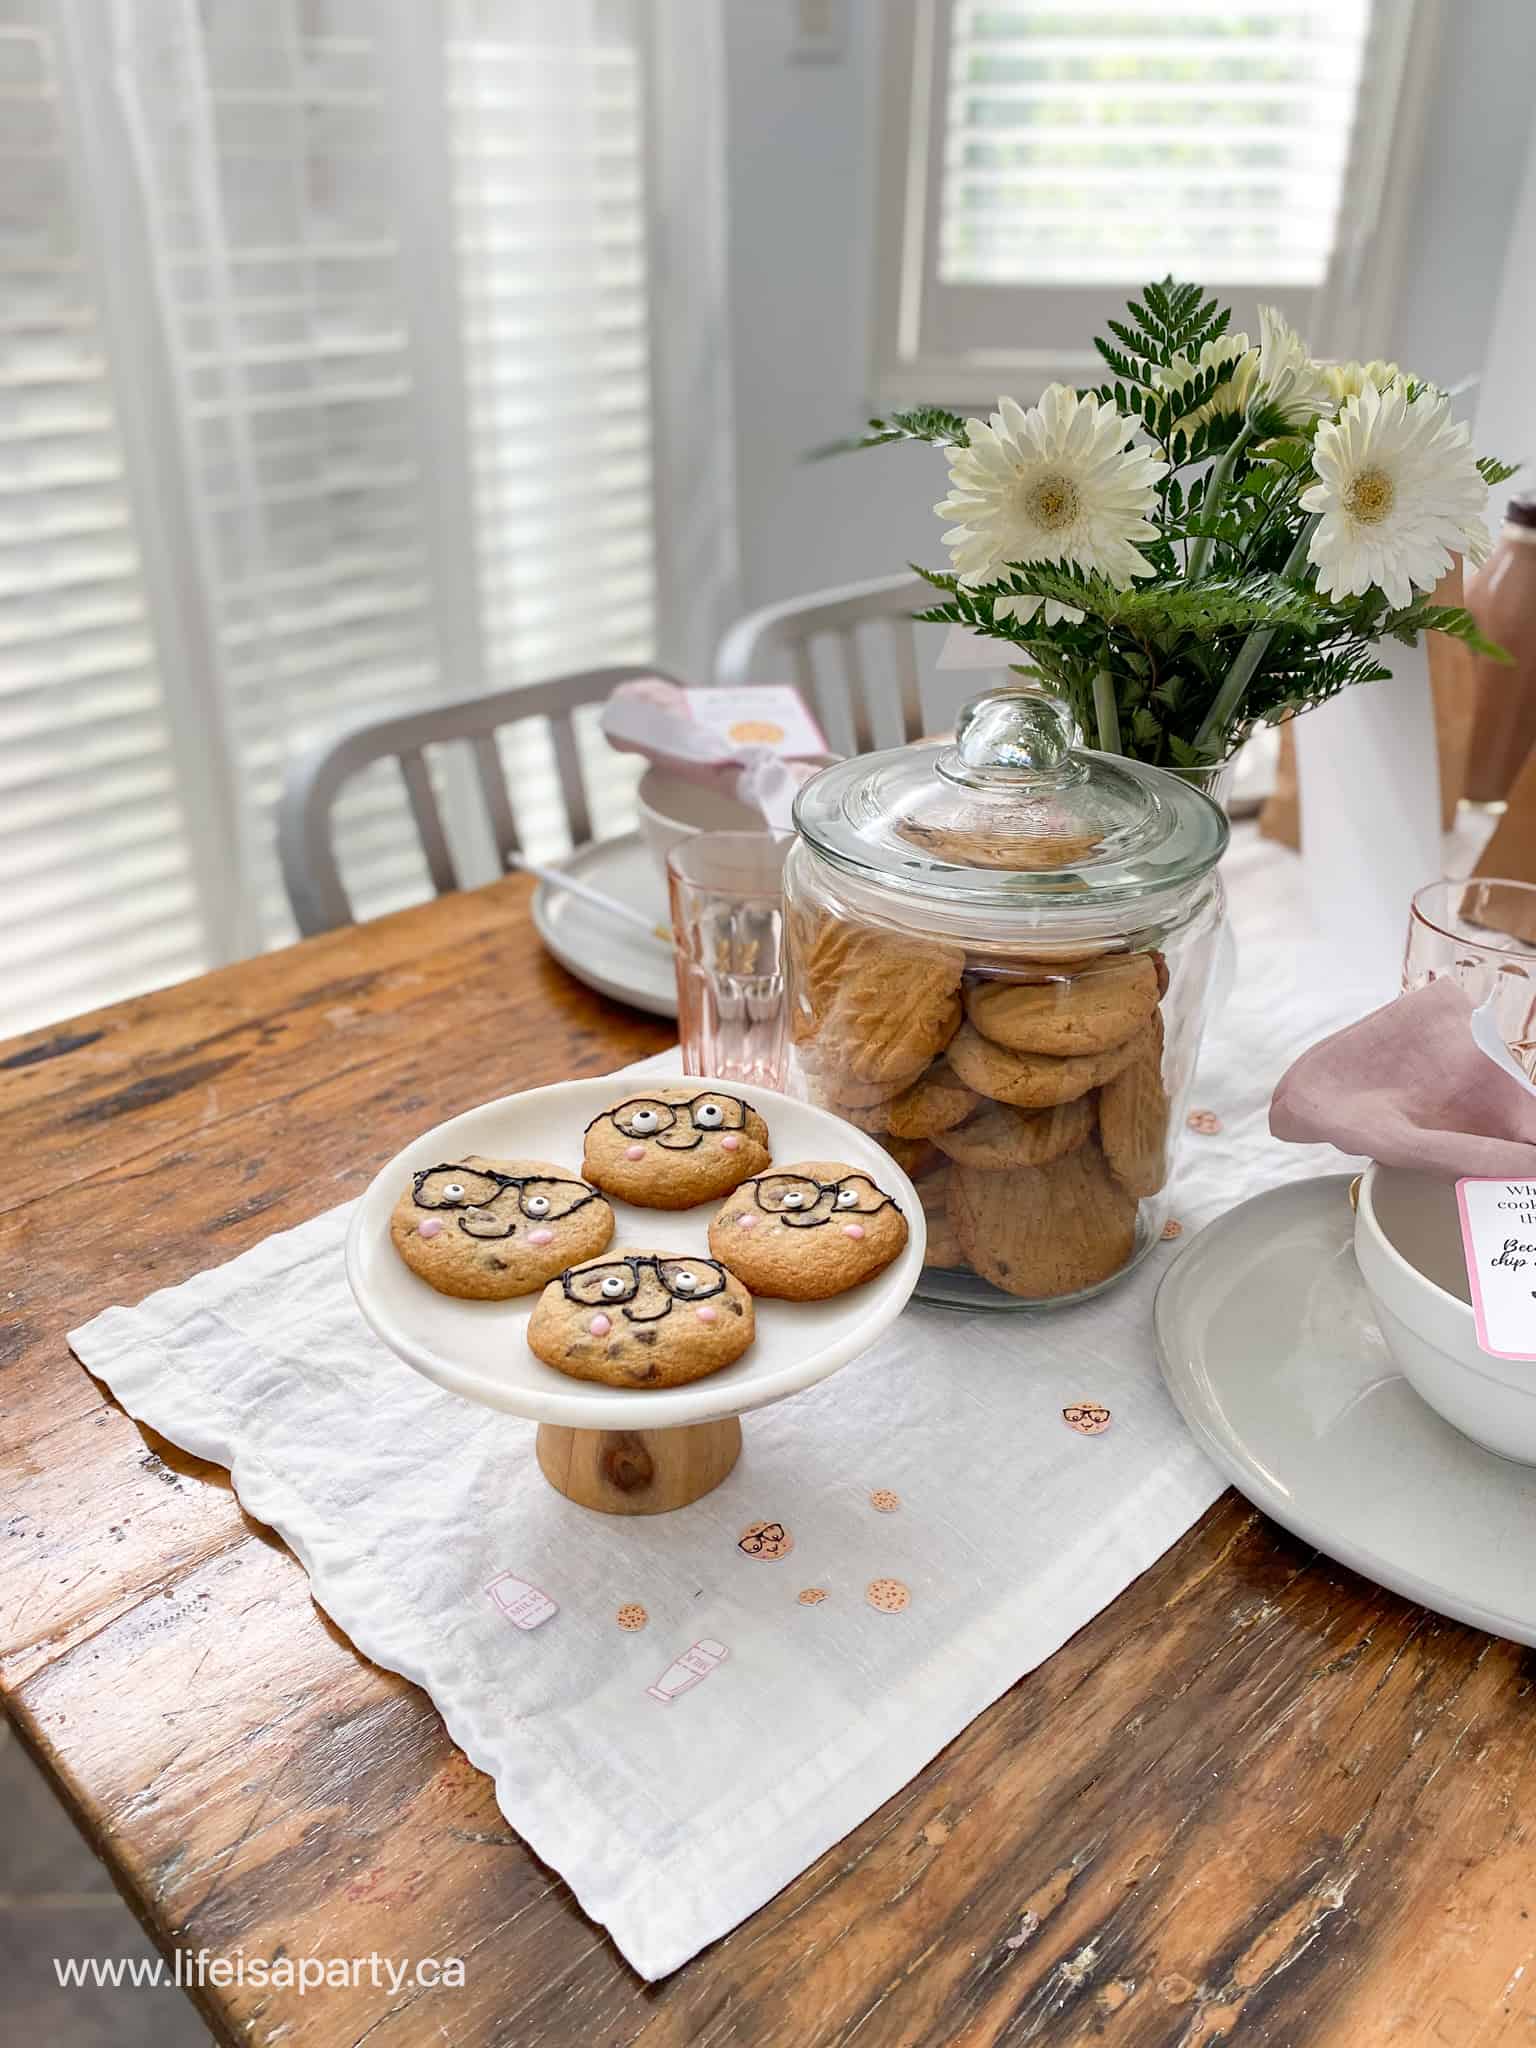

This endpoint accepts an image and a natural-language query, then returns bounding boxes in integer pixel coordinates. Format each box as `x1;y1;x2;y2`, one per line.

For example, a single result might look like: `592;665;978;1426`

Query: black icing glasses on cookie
563;1254;728;1318
412;1164;598;1239
751;1171;895;1227
592;1092;749;1144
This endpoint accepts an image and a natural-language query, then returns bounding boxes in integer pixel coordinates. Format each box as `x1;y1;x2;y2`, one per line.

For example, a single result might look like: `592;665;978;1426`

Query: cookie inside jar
782;689;1228;1310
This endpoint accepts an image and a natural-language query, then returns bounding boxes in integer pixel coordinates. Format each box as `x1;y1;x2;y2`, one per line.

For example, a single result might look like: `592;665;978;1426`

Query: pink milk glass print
646;1637;730;1703
484;1572;558;1631
667;832;791;1088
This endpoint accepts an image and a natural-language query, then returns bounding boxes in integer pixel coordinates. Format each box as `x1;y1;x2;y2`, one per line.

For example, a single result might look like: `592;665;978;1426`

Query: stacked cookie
794;926;1171;1299
389;1083;911;1393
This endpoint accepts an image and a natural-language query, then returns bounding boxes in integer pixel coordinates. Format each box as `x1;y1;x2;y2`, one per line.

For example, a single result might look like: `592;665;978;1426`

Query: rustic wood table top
4;875;1534;2048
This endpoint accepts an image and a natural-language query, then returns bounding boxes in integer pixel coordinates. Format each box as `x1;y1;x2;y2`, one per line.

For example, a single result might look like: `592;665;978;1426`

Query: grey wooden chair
714;571;936;751
277;665;684;937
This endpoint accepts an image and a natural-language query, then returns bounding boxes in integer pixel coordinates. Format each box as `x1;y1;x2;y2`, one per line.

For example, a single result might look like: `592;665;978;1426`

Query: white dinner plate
531;833;677;1018
1155;1174;1536;1646
345;1077;925;1431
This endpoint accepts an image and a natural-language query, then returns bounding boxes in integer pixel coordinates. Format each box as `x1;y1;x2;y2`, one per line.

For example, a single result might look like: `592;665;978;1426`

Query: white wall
722;0;1536;617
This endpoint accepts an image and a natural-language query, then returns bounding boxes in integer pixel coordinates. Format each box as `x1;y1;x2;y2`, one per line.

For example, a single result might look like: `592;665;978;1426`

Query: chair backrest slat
550;713;592;850
886;614;925;742
471;732;520;865
838;627;875;754
398;748;458;896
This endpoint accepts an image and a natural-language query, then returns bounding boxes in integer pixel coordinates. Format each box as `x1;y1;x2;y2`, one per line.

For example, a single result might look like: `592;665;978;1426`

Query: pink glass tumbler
666;831;791;1087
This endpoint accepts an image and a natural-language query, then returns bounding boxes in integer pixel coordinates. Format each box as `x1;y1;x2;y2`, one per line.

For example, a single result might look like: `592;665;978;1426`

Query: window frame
870;0;1444;410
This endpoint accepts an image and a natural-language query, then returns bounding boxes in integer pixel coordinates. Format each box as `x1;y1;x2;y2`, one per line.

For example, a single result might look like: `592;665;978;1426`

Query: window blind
939;1;1375;288
0;0;659;1039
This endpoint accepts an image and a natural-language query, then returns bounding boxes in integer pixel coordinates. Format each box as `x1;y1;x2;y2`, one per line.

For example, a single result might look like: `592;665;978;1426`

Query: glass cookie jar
783;690;1229;1310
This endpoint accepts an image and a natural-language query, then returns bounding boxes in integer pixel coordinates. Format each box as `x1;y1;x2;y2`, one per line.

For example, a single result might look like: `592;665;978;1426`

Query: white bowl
635;760;836;882
1355;1162;1536;1462
345;1076;925;1430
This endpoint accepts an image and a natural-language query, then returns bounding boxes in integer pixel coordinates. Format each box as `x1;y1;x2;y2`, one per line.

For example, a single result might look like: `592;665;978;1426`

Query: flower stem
1091;669;1122;754
1194;514;1321;755
1186;420;1255;581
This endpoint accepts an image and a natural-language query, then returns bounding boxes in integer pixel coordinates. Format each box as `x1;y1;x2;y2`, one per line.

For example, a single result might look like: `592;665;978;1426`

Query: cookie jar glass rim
791;689;1229;942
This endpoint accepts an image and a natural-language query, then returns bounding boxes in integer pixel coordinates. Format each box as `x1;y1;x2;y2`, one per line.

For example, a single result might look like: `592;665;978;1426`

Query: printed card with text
1455;1179;1536;1362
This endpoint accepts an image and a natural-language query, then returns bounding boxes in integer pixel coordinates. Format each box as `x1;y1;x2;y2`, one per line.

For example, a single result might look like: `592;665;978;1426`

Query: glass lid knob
944;689;1087;790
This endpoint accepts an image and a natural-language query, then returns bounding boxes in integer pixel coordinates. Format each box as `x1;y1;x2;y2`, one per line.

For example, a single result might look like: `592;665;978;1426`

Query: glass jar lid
792;690;1228;912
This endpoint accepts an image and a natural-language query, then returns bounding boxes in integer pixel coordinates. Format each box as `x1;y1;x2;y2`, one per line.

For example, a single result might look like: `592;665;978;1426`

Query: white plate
345;1077;926;1430
531;834;677;1018
1155;1174;1536;1646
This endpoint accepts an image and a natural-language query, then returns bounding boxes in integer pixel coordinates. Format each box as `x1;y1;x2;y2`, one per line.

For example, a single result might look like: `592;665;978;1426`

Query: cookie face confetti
1063;1401;1112;1436
392;1155;613;1299
708;1160;909;1301
866;1578;911;1614
738;1519;794;1561
582;1086;771;1209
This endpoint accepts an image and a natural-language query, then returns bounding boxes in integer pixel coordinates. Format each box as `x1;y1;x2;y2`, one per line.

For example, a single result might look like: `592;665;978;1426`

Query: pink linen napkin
1269;978;1536;1180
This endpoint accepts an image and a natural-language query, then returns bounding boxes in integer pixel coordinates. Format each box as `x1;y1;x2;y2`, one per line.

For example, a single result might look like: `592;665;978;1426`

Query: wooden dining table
4;868;1536;2047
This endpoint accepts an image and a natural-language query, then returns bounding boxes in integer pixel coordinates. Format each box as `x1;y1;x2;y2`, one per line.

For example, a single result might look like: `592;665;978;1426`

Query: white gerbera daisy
936;385;1167;589
1159;331;1258;433
1300;382;1491;607
1322;358;1400;409
1248;305;1331;429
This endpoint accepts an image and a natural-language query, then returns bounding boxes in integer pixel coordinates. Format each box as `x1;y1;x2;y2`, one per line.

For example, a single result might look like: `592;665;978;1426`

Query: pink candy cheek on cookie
589;1314;612;1336
418;1217;444;1239
735;1210;757;1229
720;1134;740;1153
527;1228;554;1245
843;1223;865;1240
625;1144;646;1161
695;1305;718;1324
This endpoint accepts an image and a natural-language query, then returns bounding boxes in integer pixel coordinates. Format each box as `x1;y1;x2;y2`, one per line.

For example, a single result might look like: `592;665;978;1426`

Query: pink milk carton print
646;1638;729;1702
485;1572;558;1631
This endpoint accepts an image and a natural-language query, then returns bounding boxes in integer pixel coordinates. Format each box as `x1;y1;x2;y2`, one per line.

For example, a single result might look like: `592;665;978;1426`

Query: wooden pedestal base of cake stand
535;1416;743;1515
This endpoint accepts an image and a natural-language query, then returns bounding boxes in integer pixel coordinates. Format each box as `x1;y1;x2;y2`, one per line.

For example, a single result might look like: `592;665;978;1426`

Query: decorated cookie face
526;1245;755;1387
390;1154;613;1299
708;1158;909;1301
582;1085;772;1209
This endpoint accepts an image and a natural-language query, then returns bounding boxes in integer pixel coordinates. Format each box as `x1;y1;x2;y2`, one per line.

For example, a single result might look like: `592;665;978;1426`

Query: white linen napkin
69;856;1358;1981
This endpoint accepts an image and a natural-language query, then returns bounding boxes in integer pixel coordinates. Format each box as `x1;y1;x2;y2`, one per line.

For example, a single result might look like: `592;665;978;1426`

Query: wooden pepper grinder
1463;496;1536;802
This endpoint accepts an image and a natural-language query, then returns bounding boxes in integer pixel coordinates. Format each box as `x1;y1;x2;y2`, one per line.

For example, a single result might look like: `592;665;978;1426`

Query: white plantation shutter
939;0;1373;288
0;0;729;1039
876;0;1419;404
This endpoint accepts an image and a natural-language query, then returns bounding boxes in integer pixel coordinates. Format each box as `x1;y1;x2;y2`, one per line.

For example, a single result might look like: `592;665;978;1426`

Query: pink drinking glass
1405;877;1536;1077
667;832;791;1087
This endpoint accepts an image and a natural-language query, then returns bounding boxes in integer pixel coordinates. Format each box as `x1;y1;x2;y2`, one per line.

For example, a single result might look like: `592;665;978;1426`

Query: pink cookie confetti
866;1578;911;1614
1161;1218;1183;1241
738;1519;794;1560
484;1572;558;1631
797;1587;828;1606
589;1313;612;1336
869;1488;901;1513
1063;1401;1112;1436
616;1604;649;1632
647;1638;729;1702
1186;1109;1222;1136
